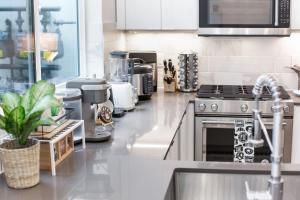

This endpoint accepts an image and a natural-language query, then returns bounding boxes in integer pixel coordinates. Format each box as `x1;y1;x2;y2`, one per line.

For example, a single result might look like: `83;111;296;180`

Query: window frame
33;0;86;83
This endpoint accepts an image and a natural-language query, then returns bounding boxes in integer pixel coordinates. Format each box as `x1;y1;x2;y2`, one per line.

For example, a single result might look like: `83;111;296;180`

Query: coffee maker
66;78;112;142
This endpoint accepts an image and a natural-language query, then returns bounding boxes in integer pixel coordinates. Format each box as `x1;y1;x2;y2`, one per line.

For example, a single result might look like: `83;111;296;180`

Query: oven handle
201;121;287;126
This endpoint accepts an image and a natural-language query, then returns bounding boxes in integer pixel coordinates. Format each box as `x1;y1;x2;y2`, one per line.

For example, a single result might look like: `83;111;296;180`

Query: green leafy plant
0;80;60;147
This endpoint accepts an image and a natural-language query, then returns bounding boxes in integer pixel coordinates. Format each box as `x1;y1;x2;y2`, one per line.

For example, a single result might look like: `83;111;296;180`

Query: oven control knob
211;104;218;112
240;104;248;113
198;103;206;112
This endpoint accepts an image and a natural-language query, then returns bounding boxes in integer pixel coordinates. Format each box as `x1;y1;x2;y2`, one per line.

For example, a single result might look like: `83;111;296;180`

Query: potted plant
0;80;59;189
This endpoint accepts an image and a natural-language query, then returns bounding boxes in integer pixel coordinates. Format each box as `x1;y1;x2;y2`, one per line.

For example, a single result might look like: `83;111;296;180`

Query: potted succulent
0;80;59;189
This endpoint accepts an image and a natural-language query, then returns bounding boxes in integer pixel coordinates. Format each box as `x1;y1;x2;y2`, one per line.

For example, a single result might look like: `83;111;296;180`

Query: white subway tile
274;57;292;73
208;56;274;73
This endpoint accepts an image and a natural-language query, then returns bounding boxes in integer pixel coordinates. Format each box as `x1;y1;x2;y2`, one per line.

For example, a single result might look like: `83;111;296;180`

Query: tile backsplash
103;28;300;89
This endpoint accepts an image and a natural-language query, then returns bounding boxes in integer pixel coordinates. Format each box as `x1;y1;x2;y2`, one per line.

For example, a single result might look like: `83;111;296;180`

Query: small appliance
198;0;291;36
106;52;137;114
55;88;83;143
110;82;136;111
131;64;153;100
66;78;112;142
129;51;158;92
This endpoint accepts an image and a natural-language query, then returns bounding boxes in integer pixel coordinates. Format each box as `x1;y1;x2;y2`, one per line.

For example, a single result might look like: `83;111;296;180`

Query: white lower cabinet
166;129;180;160
292;106;300;163
165;103;194;160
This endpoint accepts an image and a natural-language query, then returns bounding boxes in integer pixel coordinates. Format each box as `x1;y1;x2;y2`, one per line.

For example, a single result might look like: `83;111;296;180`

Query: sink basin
164;168;300;200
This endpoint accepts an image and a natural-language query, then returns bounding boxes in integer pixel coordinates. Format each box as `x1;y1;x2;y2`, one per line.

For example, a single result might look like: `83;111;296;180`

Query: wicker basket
0;139;40;189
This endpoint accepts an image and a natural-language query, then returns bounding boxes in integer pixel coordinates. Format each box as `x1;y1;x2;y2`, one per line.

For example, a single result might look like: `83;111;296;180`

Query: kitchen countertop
288;90;300;106
1;90;300;200
0;90;195;199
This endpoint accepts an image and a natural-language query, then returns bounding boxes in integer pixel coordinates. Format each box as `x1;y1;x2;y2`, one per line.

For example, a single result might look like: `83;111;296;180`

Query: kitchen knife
168;59;172;72
163;60;168;74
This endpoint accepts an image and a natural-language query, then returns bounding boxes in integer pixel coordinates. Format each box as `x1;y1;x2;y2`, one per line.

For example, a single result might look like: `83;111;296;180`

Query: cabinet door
165;129;180;160
291;0;300;29
179;103;195;161
292;106;300;163
116;0;126;29
125;0;161;30
161;0;198;30
0;1;36;93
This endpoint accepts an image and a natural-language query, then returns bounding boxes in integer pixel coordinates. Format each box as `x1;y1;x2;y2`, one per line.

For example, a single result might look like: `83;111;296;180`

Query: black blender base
85;131;112;142
113;112;125;118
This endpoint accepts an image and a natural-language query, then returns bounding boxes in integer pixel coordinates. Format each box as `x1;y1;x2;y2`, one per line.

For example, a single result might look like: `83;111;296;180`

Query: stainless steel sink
164;168;300;200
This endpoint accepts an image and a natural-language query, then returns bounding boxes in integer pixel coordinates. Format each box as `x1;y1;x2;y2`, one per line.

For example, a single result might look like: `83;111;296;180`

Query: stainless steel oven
198;0;291;36
195;115;293;163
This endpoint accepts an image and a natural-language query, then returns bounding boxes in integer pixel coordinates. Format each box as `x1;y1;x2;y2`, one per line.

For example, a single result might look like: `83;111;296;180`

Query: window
39;0;80;84
0;0;81;93
0;0;35;93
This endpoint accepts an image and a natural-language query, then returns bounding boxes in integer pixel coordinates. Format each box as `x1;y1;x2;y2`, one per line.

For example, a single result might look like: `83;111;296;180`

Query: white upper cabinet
116;0;126;29
291;0;300;29
161;0;198;30
116;0;198;30
125;0;162;30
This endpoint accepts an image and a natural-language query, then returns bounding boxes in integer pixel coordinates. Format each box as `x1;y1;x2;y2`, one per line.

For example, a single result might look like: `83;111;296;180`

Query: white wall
125;31;300;89
102;0;126;69
85;0;104;78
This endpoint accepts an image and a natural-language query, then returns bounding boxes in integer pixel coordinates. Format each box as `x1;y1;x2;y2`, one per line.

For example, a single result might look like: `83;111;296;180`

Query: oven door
198;0;291;36
195;116;293;163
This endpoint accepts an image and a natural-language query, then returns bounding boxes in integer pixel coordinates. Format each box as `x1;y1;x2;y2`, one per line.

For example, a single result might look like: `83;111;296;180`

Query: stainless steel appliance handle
201;121;287;126
275;0;279;26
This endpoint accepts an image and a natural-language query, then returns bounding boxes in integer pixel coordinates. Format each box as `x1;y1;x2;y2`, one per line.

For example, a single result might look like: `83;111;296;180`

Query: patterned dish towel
234;120;255;163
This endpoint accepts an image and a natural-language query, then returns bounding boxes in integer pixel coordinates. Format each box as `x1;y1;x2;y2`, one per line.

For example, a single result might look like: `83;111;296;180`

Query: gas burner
196;85;290;100
212;85;223;94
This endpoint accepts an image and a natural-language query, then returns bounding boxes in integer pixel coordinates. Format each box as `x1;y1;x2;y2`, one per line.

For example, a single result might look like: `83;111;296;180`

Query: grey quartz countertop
1;90;300;200
0;90;195;200
288;91;300;105
110;90;195;159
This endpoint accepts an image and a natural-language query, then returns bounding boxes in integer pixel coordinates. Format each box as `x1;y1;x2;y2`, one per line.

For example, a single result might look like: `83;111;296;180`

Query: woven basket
0;139;40;189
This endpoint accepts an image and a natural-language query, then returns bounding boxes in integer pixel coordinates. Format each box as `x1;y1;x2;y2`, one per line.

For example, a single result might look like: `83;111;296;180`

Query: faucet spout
247;74;284;200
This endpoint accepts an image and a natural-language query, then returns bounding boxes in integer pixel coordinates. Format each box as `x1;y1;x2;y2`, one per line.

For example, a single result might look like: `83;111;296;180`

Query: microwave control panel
279;0;290;26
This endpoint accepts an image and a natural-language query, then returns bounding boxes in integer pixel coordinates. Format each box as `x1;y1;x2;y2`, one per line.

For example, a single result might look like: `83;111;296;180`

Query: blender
106;51;137;117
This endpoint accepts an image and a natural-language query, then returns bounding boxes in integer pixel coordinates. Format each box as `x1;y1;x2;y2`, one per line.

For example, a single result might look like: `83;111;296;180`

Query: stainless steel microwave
198;0;291;36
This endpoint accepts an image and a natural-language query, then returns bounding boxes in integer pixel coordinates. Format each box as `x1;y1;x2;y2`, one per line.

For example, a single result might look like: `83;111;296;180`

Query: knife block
164;76;177;93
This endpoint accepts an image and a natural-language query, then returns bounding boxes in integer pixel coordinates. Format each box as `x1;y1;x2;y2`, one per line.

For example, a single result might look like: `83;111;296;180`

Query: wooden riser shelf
33;120;85;176
40;132;75;171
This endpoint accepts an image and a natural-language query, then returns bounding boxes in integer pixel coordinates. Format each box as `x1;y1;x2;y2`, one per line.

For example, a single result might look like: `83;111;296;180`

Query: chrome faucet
245;74;284;200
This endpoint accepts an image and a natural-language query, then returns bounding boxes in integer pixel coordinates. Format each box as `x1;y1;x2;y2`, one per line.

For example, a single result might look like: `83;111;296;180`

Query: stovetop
196;85;290;100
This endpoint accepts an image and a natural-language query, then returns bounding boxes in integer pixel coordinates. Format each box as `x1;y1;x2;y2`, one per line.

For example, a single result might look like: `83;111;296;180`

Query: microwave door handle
275;0;279;26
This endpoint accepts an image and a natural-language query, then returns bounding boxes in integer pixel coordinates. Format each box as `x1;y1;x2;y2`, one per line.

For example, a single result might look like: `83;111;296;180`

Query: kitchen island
0;90;300;200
